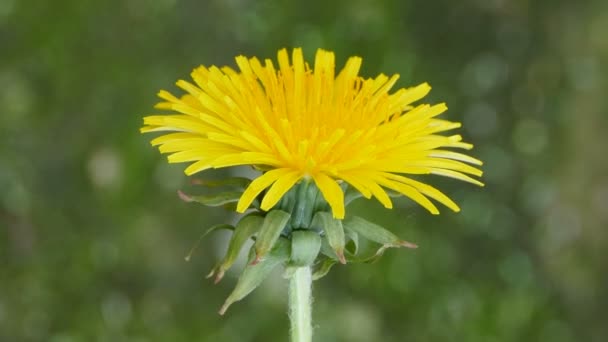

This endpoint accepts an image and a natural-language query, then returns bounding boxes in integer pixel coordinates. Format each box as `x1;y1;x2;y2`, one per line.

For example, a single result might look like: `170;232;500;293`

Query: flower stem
289;266;313;342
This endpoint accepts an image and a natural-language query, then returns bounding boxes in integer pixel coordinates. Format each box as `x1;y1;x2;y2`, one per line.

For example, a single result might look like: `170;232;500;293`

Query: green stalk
289;266;313;342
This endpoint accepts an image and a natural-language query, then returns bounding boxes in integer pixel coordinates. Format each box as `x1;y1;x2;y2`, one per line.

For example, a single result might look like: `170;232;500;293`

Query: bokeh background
2;0;608;341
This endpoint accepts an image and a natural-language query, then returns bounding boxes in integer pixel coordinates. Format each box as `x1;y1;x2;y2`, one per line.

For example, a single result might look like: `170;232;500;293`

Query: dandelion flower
141;48;483;219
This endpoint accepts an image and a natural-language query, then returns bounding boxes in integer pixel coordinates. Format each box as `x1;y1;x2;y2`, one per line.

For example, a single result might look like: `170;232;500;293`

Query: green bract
183;177;417;314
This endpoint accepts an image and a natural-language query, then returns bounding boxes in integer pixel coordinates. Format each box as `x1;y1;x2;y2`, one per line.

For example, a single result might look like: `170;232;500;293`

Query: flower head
142;48;483;219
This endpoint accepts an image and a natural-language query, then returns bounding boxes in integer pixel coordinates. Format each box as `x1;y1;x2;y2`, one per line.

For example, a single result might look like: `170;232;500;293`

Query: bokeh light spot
87;147;124;190
101;292;133;331
512;118;548;156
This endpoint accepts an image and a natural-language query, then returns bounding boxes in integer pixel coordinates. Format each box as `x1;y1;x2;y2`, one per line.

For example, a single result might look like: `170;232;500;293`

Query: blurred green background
2;0;608;341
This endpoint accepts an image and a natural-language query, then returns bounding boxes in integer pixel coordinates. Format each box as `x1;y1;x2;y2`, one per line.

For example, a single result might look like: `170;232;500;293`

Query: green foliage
206;214;263;284
289;230;322;268
312;211;346;264
253;210;291;264
1;0;607;341
219;238;290;316
343;216;418;250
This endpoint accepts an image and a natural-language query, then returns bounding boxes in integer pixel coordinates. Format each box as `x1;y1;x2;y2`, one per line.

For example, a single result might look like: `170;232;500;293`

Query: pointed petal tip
329;204;346;220
218;303;230;316
259;202;271;212
417;82;432;92
177;190;193;202
205;269;215;279
153;103;169;110
399;240;418;249
213;270;225;284
337;250;347;264
250;254;262;266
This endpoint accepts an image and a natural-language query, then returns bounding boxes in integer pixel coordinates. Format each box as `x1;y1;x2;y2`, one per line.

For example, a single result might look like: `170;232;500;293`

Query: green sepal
276;187;297;220
344;185;364;206
218;238;290;315
291;180;319;229
344;228;359;255
344;185;401;206
311;212;346;264
289;230;321;267
312;258;337;281
282;265;297;279
253;210;291;264
319;231;365;264
319;235;340;262
343;216;417;250
207;214;264;283
343;244;403;264
179;190;244;207
290;180;310;229
185;224;234;262
191;177;252;189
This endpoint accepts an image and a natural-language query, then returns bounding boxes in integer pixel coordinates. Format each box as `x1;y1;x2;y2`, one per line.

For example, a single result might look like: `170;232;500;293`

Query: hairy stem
289;266;313;342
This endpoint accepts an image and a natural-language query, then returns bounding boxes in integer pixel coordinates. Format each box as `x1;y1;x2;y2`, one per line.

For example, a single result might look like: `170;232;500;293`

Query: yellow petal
431;169;485;187
428;150;483;165
405;159;483;176
150;132;198;146
374;175;439;215
338;173;372;199
141;48;484;219
184;160;212;175
340;171;392;209
312;173;345;219
236;169;291;213
382;173;460;212
260;171;302;210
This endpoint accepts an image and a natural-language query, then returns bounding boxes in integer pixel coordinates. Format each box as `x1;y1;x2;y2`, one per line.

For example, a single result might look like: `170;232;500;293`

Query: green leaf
291;180;310;229
290;230;321;267
275;186;297;216
282;265;297;279
191;177;252;189
344;185;364;206
312;258;337;281
320;234;378;264
207;214;264;283
344;228;359;255
319;235;340;261
291;180;320;229
344;244;400;264
311;212;346;264
179;190;243;207
387;190;402;197
219;238;290;315
343;216;417;249
185;224;234;262
344;186;401;206
253;210;291;264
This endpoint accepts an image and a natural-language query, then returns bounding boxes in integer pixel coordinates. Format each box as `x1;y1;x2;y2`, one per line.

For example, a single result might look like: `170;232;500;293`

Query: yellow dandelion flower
141;48;483;219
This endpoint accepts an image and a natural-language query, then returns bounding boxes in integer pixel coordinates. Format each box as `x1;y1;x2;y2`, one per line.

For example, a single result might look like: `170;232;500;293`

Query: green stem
289;266;313;342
